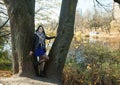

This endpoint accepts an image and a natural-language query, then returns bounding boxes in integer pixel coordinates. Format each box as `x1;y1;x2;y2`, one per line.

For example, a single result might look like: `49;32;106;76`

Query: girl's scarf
35;31;45;48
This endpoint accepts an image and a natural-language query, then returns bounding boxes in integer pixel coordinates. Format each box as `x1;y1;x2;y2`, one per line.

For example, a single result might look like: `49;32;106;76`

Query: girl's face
38;27;43;32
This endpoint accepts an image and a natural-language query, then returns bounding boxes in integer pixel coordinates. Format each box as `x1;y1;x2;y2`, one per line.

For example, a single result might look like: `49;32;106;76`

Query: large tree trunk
12;34;19;74
4;0;35;77
114;0;120;4
44;0;78;82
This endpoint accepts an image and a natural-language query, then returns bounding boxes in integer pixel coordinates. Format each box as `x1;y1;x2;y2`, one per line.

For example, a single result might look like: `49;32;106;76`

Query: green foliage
0;50;12;70
0;55;12;70
0;58;12;70
63;43;120;85
0;38;4;51
0;32;12;70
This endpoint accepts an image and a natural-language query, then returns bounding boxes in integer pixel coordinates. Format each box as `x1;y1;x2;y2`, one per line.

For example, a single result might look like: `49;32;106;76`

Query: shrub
63;43;120;85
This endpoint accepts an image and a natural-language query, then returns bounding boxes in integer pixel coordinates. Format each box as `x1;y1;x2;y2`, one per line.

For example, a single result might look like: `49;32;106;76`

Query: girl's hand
29;51;33;56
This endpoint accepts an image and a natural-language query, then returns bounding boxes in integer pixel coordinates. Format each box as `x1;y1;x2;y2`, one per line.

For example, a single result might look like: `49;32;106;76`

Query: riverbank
74;31;120;48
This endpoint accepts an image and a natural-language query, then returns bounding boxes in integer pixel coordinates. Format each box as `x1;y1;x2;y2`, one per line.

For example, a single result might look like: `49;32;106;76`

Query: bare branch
0;33;11;37
53;23;58;30
0;7;7;10
0;18;9;29
35;8;42;14
0;11;8;16
50;22;58;30
0;15;8;19
94;0;110;12
0;1;4;5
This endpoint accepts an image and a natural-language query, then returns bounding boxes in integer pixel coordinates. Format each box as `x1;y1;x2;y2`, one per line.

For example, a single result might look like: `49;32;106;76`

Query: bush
63;43;120;85
0;51;12;70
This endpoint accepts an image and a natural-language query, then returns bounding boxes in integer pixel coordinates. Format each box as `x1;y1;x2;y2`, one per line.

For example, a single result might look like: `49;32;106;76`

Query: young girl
29;25;55;63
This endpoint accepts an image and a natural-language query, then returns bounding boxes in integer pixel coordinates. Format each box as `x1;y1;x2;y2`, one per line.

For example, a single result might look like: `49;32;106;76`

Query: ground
0;70;60;85
0;76;59;85
0;70;12;77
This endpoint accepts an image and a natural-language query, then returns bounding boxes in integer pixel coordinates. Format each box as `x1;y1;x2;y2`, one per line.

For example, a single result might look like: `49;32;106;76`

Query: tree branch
0;15;8;19
3;0;9;5
0;18;9;29
0;11;8;16
0;1;4;5
0;2;4;5
94;0;110;12
0;7;7;10
0;33;11;37
35;8;42;14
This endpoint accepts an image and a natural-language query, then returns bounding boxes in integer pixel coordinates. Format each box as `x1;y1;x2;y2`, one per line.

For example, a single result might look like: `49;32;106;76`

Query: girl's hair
36;25;45;34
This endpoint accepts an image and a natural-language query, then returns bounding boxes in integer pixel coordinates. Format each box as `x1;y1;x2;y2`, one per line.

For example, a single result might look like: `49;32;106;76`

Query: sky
77;0;94;13
77;0;113;14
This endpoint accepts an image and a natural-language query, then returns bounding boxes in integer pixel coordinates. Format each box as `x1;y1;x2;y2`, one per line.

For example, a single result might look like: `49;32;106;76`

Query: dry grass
0;70;12;77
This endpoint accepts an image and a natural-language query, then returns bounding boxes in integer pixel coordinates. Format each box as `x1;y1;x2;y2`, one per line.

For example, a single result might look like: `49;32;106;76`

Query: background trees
75;10;113;33
35;0;61;25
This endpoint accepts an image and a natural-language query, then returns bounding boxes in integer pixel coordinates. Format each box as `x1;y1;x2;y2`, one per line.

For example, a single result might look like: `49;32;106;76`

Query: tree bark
44;0;78;82
4;0;35;76
114;0;120;4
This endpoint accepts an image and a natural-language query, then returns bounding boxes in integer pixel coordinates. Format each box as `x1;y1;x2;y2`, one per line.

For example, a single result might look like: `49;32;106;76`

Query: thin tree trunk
44;0;78;82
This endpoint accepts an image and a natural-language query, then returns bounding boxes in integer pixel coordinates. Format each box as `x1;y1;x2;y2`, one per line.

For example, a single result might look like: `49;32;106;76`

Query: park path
0;76;59;85
0;70;60;85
